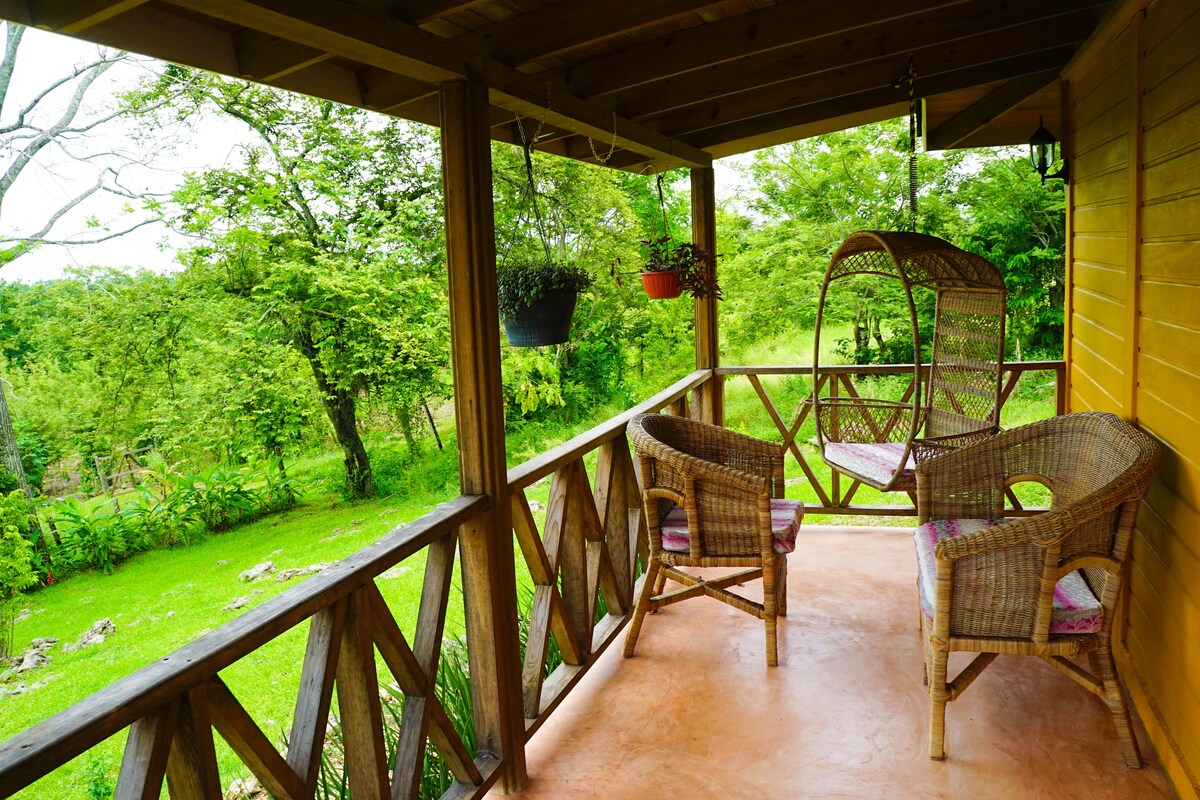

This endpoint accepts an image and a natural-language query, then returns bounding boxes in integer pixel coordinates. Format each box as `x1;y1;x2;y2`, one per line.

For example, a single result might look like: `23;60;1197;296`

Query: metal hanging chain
893;55;920;232
587;112;618;164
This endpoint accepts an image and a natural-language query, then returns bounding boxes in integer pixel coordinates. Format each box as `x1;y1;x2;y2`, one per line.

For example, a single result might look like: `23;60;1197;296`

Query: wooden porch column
440;77;528;793
691;166;723;425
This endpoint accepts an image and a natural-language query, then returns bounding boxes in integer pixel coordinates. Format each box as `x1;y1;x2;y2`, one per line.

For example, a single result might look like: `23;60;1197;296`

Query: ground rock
276;564;328;582
223;589;265;612
239;562;275;582
64;620;114;654
224;776;268;799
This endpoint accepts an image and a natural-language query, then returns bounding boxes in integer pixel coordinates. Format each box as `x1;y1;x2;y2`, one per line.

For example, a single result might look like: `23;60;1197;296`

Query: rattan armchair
914;412;1160;766
625;413;803;667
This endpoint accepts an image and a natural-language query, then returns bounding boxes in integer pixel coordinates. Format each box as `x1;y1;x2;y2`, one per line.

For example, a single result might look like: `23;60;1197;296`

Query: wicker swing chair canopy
827;231;1004;291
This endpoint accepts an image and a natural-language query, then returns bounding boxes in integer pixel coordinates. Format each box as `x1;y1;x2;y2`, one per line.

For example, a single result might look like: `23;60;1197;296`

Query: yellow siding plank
1145;0;1200;54
1145;3;1200;87
1074;261;1128;300
1143;196;1200;241
1072;291;1127;338
1145;51;1200;125
1074;97;1131;157
1141;318;1200;376
1141;240;1200;282
1074;234;1128;268
1073;31;1131;114
1137;392;1200;506
1073;201;1129;234
1127;550;1200;708
1144;100;1200;162
1071;332;1127;390
1142;479;1200;581
1144;145;1200;202
1074;168;1130;207
1142;280;1200;330
1074;136;1129;181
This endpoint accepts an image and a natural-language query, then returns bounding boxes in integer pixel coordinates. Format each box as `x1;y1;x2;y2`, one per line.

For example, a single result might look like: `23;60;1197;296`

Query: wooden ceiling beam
232;30;332;81
609;0;1104;120
647;10;1088;138
561;0;973;99
163;0;709;168
925;70;1061;150
25;0;149;34
682;46;1077;153
457;0;724;67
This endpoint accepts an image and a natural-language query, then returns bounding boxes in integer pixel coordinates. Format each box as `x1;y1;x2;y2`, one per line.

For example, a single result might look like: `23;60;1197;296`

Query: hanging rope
656;173;671;236
894;56;920;232
515;112;553;262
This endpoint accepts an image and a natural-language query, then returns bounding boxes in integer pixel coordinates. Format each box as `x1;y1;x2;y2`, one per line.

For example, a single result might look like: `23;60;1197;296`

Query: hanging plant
497;261;593;346
613;174;722;301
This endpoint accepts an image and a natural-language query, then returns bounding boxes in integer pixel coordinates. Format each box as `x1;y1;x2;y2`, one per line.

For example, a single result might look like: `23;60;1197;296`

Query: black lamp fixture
1028;115;1068;185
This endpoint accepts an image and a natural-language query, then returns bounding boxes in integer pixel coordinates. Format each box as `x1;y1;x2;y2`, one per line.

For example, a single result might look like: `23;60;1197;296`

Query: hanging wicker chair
811;231;1007;492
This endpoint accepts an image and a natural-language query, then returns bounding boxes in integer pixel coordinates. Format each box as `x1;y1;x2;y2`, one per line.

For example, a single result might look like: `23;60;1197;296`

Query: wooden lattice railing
0;495;496;800
717;360;1066;516
507;370;707;738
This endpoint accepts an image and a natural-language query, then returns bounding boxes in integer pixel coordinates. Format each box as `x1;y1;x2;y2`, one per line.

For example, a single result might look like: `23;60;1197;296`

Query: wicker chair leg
762;559;779;667
774;555;788;617
1089;647;1142;768
928;640;950;760
624;558;661;659
650;563;668;613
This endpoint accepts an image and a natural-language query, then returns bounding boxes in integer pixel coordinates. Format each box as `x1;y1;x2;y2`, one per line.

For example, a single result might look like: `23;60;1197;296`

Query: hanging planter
640;270;682;299
498;261;593;347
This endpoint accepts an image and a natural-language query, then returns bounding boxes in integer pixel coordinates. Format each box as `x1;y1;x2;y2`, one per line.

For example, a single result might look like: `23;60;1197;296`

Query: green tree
169;78;449;498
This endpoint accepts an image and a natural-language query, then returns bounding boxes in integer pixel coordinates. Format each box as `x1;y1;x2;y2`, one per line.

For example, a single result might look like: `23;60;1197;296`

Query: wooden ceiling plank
162;0;707;167
925;70;1061;150
460;0;724;67
683;46;1077;152
232;30;332;81
562;0;973;99
647;10;1089;138
359;68;434;112
393;0;490;26
610;0;1105;119
26;0;149;34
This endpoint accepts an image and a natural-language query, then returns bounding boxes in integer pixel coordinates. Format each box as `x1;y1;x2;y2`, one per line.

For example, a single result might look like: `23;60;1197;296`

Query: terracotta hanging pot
640;271;682;299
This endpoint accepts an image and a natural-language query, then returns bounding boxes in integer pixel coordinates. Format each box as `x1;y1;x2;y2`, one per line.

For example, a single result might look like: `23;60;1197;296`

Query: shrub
52;498;127;575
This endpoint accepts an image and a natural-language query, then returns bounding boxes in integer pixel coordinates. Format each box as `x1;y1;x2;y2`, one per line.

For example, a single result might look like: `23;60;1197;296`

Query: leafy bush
0;501;38;659
52;498;127;575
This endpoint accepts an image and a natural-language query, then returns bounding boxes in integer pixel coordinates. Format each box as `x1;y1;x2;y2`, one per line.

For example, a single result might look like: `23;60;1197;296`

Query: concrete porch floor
509;526;1174;799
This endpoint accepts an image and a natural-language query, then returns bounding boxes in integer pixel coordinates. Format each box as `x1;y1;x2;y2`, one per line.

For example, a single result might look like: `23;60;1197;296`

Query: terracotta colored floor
506;526;1175;800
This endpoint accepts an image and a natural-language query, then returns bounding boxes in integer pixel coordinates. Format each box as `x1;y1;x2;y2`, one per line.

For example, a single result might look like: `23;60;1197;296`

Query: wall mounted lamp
1028;115;1069;185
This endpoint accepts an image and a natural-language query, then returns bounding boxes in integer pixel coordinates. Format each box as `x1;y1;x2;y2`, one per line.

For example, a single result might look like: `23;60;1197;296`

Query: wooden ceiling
0;0;1111;171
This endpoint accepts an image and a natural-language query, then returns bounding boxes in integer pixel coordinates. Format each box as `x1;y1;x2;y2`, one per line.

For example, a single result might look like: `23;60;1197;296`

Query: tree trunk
273;445;295;505
298;334;375;499
0;382;30;500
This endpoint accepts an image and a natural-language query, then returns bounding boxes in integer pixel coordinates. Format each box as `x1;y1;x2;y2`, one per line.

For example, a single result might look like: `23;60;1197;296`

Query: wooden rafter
682;46;1076;154
926;70;1061;150
560;0;973;98
607;0;1104;120
232;29;333;81
646;11;1095;137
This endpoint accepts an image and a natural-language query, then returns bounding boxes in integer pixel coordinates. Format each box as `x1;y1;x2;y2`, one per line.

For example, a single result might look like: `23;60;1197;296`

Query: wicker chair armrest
911;426;999;464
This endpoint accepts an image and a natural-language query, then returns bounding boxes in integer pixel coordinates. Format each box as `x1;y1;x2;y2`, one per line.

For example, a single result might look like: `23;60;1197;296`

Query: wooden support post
440;76;528;793
691;166;723;426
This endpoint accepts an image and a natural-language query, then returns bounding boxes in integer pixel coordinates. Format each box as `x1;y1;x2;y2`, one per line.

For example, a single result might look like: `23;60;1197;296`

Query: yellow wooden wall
1067;0;1200;796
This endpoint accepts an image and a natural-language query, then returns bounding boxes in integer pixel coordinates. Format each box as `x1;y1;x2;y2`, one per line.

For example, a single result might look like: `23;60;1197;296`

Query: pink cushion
660;499;803;555
913;518;1103;634
824;441;915;488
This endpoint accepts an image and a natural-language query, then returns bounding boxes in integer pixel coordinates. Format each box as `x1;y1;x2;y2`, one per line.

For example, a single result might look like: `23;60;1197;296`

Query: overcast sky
2;26;749;285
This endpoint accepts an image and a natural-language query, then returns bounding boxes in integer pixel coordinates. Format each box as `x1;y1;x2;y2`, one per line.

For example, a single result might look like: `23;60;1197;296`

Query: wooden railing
0;362;1062;799
0;495;495;800
717;360;1066;516
507;369;707;739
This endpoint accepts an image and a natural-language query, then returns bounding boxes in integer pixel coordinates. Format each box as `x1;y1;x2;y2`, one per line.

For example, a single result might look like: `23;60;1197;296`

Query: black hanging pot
502;290;578;347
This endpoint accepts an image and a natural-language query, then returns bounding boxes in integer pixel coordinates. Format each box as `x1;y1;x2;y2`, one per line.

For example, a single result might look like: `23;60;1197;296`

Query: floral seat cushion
824;441;915;489
913;518;1103;634
660;499;803;555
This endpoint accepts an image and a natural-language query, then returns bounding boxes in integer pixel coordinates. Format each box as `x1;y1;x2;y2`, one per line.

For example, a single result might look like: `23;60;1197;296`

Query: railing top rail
0;493;488;795
716;360;1064;376
507;369;710;491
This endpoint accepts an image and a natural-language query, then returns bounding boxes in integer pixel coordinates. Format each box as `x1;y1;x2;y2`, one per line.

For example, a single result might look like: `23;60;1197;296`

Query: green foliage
0;499;38;659
51;499;127;575
495;261;594;318
82;756;114;800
